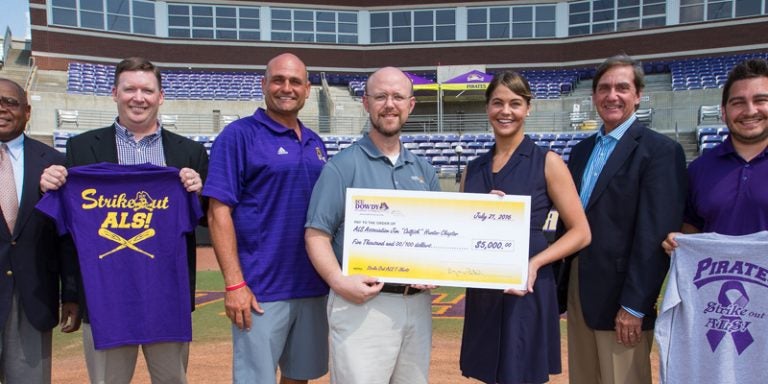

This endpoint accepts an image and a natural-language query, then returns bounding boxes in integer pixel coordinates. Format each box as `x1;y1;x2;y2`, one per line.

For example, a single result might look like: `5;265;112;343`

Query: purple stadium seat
700;142;719;155
431;156;450;166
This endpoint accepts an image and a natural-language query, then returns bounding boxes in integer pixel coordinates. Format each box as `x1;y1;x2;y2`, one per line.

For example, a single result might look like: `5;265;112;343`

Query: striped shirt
578;114;644;318
579;114;636;208
114;118;166;166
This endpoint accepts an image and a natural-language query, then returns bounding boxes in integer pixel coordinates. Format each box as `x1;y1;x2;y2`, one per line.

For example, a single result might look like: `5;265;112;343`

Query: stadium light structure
454;144;464;183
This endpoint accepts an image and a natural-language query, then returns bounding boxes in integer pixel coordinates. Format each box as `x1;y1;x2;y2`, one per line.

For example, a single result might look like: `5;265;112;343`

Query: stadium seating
698;105;722;124
699;142;719;155
53;129;598;175
372;132;595;173
518;69;580;99
348;80;366;97
52;130;78;152
221;114;240;127
569;111;587;130
323;68;582;100
67;62;265;101
636;108;653;125
670;52;768;91
160;114;178;130
56;109;80;129
71;60;717;102
696;125;728;155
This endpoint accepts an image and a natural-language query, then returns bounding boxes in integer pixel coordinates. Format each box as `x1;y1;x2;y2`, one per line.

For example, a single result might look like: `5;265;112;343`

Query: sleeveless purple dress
460;136;561;384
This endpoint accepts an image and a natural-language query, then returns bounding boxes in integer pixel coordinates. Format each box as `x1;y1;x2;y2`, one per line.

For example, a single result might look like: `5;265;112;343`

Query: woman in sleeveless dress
459;71;591;384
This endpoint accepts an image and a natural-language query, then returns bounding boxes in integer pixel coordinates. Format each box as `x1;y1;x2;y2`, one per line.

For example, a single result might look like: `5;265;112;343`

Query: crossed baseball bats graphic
98;228;156;259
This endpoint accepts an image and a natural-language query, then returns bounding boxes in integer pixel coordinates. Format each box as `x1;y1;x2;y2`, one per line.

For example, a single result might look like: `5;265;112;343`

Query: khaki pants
327;289;432;384
83;324;189;384
567;257;653;384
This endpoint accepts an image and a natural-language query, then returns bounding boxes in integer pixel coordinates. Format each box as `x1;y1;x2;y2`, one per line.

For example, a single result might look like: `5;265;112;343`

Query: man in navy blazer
560;54;687;384
0;78;79;383
40;57;208;383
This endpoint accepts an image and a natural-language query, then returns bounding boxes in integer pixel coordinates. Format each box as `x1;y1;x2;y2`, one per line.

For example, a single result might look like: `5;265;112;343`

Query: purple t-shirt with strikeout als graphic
36;162;202;349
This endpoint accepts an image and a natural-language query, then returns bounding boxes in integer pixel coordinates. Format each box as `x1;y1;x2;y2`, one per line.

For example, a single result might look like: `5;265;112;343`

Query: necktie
0;144;19;233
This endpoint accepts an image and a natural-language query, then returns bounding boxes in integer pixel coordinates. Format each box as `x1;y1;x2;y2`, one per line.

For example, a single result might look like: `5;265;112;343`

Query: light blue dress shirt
579;115;636;208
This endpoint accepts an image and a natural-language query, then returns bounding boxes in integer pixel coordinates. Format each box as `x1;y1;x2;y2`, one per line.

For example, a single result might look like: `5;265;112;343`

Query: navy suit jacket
65;125;208;317
559;121;687;330
0;136;78;331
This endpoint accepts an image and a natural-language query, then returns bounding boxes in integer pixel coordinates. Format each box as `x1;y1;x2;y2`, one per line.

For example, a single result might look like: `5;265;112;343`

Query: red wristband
225;281;247;292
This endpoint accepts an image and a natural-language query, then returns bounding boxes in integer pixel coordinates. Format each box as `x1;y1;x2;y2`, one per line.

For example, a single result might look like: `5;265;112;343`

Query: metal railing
0;27;10;69
318;73;334;133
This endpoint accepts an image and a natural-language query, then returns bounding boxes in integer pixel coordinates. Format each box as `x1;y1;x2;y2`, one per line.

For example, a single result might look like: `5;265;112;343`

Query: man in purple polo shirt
203;53;329;383
658;58;768;384
663;58;768;248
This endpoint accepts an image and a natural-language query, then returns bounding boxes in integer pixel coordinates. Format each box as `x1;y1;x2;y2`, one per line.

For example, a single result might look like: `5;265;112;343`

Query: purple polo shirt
685;136;768;235
203;108;329;302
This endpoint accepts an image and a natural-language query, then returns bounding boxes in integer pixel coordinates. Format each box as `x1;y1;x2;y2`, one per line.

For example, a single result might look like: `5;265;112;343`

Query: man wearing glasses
0;78;79;383
305;67;440;384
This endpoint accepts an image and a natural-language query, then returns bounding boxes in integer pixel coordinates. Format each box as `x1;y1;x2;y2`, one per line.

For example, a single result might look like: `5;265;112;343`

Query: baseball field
50;247;659;383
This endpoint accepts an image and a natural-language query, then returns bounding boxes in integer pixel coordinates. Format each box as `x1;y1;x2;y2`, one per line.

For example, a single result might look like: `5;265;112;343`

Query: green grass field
49;271;660;383
53;272;469;355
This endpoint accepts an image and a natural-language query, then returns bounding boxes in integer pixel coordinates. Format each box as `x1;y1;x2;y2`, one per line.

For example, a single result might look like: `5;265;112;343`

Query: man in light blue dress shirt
560;54;687;384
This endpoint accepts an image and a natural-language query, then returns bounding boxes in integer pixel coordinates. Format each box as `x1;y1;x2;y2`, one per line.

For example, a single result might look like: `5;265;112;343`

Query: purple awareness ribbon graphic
706;281;754;355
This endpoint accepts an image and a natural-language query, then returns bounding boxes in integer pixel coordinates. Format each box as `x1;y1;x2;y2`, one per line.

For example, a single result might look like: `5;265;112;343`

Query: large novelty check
342;188;531;290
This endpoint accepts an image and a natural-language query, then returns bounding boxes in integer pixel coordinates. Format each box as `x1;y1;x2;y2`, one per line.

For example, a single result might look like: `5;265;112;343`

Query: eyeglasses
365;93;412;105
0;96;22;109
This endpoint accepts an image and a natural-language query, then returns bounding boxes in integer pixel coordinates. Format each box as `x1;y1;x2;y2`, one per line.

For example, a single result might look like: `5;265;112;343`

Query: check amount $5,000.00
473;239;515;252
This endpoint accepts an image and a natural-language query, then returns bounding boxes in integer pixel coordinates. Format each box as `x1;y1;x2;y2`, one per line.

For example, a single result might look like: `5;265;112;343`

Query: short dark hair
0;78;28;106
721;58;768;106
592;53;645;94
114;57;162;89
485;71;532;105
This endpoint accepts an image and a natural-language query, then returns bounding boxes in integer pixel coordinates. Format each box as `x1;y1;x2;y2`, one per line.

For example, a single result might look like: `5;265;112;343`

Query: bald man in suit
0;78;79;384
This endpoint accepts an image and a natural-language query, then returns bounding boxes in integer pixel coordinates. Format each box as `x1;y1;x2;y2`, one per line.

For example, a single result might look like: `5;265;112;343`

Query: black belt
380;284;423;296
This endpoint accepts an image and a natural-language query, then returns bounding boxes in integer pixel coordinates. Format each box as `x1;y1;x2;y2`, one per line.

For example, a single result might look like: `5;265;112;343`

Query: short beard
730;127;768;145
370;121;401;138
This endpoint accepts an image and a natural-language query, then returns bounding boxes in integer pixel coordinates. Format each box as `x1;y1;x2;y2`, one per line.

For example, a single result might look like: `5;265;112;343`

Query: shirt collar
2;133;24;161
357;133;416;165
114;117;163;141
714;135;768;161
255;107;309;137
597;114;636;142
714;136;736;157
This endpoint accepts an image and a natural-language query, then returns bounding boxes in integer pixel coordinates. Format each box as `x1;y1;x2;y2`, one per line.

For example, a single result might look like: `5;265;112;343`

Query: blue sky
1;0;30;40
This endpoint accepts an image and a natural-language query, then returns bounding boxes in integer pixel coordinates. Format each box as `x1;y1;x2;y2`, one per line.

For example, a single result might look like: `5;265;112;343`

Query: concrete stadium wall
27;86;724;137
559;88;722;132
27;90;331;135
27;92;261;134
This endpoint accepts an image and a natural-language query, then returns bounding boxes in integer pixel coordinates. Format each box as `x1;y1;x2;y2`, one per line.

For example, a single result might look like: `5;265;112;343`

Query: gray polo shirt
305;134;441;265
